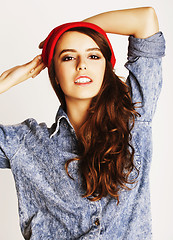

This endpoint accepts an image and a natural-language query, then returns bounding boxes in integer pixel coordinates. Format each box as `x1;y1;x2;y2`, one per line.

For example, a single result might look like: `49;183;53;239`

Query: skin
53;31;106;133
0;55;44;94
83;7;159;39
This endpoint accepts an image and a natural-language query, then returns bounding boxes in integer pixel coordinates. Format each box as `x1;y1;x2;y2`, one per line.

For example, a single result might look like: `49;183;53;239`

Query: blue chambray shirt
0;32;165;240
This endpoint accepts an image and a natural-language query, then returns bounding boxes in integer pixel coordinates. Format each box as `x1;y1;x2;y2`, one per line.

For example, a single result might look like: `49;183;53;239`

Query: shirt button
94;219;100;226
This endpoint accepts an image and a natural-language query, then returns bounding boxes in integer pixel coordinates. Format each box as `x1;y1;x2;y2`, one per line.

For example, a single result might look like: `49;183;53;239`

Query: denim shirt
0;32;165;240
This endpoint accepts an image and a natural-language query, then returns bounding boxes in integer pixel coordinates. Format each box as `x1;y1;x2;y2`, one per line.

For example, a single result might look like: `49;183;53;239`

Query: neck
65;98;91;136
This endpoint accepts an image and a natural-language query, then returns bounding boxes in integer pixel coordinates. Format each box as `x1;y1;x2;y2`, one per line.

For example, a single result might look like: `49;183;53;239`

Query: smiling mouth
74;76;92;84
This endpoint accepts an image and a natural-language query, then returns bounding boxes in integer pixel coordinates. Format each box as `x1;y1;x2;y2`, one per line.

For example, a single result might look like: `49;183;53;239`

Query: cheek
95;62;106;82
54;65;67;84
54;66;73;95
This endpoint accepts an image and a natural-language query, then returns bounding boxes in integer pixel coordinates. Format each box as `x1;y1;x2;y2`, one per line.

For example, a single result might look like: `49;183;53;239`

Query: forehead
54;31;99;53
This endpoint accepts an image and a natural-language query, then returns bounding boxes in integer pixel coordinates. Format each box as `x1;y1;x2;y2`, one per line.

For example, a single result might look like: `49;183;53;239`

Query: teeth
75;78;91;83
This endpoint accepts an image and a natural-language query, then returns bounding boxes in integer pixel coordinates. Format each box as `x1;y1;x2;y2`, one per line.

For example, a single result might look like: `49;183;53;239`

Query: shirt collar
50;106;74;138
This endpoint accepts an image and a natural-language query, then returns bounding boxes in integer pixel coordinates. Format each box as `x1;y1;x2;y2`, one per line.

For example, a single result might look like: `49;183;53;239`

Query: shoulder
20;118;50;139
0;118;50;143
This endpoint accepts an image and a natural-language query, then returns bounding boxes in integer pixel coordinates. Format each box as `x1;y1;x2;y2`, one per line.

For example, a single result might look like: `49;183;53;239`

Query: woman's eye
62;56;74;61
89;55;100;60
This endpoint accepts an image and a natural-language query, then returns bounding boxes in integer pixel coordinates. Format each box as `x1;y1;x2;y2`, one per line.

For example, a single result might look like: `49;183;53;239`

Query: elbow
135;7;160;39
148;7;159;28
144;7;159;37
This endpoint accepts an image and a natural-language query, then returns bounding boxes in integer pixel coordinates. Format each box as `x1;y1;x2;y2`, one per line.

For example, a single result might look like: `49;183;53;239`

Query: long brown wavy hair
48;27;140;203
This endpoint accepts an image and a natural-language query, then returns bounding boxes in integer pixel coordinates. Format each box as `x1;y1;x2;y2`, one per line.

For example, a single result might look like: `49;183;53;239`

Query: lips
74;76;92;85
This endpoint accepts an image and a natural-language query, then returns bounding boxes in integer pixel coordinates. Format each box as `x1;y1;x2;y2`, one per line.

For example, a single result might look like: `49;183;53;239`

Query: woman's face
53;31;106;104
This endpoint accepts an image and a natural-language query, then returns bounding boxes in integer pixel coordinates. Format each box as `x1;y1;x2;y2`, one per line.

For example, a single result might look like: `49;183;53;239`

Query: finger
31;62;46;78
26;55;43;74
30;55;42;66
38;40;45;49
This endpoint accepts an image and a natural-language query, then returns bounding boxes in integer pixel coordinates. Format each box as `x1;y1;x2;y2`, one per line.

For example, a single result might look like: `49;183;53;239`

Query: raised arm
83;7;164;122
83;7;159;39
0;55;45;94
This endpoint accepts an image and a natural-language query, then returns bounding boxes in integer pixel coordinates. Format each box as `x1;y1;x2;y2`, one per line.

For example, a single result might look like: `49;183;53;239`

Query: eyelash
62;55;101;62
89;55;101;60
62;56;74;61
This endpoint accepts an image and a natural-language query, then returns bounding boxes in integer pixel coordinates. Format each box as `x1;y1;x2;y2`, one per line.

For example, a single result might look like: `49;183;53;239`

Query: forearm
83;7;159;39
0;56;44;94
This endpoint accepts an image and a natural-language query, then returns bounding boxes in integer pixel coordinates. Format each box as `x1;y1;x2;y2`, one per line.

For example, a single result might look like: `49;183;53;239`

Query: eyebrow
59;48;101;57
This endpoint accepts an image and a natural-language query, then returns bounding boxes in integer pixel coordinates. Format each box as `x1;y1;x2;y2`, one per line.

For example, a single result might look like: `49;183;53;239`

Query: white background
0;0;172;239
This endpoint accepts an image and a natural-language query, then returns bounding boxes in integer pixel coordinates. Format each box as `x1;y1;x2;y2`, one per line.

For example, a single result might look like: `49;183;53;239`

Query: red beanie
42;22;116;68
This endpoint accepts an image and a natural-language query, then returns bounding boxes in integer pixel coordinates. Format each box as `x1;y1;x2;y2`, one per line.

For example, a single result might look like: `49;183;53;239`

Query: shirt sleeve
0;151;10;168
0;125;17;169
0;123;28;169
125;32;166;122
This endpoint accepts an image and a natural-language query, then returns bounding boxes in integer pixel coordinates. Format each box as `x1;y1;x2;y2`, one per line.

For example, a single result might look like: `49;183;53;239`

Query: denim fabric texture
0;32;165;239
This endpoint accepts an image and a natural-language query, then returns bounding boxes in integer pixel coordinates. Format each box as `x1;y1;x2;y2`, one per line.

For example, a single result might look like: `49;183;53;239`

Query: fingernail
30;69;35;73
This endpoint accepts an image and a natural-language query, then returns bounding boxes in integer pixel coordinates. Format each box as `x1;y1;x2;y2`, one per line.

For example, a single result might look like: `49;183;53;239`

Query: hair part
48;27;140;204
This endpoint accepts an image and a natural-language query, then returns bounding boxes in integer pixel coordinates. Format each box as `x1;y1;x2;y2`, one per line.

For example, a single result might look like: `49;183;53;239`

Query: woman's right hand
0;55;45;94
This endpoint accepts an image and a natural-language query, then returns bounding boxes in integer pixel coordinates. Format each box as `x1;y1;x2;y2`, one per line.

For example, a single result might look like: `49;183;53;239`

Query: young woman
0;7;165;240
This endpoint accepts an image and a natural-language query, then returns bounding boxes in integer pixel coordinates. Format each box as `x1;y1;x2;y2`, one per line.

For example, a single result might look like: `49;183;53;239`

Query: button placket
89;200;102;231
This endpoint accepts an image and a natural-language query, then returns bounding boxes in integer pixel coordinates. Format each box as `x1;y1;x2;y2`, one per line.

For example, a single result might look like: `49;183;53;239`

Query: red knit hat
42;22;116;68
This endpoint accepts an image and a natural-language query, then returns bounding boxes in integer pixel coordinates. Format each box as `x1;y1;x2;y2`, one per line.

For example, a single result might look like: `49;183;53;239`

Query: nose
78;66;86;70
76;57;87;71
